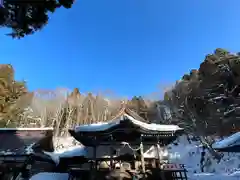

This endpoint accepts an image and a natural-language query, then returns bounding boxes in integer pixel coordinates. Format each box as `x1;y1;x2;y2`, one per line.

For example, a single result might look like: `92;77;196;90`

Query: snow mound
30;173;69;180
44;145;86;165
53;136;81;151
41;136;86;165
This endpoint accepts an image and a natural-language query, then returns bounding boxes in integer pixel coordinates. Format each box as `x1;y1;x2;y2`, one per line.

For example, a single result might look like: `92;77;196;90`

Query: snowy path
30;173;69;180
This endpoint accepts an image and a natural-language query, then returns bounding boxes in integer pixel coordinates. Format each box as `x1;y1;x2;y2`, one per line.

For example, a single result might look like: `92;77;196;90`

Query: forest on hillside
165;48;240;137
0;66;170;135
1;48;240;137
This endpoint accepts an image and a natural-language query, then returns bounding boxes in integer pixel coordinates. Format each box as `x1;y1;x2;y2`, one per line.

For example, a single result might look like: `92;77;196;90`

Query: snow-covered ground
30;173;69;180
30;135;240;180
168;136;240;180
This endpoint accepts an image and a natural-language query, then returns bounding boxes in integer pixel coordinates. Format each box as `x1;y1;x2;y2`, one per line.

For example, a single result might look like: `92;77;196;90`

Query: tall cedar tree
0;0;74;38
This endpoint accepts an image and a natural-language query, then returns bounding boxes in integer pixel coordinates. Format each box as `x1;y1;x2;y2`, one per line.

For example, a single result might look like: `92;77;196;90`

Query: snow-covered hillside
30;135;240;180
168;136;240;179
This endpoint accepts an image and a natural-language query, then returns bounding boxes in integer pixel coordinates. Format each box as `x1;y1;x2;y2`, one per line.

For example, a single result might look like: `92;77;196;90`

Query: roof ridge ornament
110;100;128;120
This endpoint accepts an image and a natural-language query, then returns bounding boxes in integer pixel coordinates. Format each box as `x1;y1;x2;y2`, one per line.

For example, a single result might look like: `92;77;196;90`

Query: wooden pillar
156;136;166;180
91;137;98;180
134;150;138;170
140;135;145;173
110;135;114;169
94;146;97;169
155;136;161;168
184;170;188;180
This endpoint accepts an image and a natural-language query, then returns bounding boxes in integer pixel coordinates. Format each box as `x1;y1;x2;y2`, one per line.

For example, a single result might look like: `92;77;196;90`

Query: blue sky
1;0;240;98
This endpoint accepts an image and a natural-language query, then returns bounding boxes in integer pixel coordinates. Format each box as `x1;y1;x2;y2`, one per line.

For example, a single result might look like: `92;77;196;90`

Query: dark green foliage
0;0;75;38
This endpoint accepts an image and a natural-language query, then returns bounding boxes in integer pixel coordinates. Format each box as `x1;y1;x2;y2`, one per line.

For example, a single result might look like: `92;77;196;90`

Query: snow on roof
0;127;53;131
56;146;87;158
212;132;240;149
74;111;183;133
44;146;87;165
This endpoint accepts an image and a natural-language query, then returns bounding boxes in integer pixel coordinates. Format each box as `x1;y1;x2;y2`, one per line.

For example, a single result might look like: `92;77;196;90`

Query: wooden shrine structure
68;107;187;180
